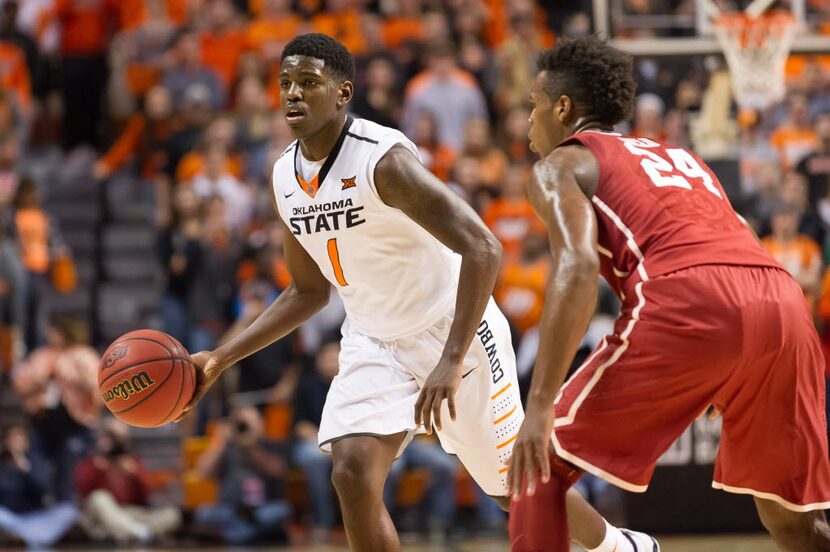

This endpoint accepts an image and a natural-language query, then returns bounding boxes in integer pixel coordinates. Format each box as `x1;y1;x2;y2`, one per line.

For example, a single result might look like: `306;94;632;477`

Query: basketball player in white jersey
181;33;655;552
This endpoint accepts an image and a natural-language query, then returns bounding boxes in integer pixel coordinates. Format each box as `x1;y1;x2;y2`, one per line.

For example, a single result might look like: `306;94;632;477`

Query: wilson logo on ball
102;371;156;403
102;345;129;369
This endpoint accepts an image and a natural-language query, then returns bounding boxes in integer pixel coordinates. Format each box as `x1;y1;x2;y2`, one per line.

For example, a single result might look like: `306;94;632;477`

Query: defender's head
279;33;355;139
529;37;636;157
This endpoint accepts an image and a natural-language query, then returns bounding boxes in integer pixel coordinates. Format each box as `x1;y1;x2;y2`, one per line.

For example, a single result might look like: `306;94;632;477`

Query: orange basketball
99;329;196;428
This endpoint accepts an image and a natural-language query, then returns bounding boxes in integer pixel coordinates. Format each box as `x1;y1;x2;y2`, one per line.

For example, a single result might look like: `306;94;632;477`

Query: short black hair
281;33;356;83
537;36;636;126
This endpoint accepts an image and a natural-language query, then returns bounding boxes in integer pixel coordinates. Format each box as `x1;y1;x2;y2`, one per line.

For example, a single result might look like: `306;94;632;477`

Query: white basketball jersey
272;116;461;340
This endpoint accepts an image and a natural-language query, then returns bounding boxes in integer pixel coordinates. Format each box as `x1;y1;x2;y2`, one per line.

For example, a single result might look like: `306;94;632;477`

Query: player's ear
336;80;354;108
555;95;574;124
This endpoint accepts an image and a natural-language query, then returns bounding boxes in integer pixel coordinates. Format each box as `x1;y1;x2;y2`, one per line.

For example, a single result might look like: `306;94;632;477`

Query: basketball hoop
713;11;796;111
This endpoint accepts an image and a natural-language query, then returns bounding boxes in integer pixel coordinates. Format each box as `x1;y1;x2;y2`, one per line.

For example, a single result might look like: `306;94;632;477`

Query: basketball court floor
20;535;773;551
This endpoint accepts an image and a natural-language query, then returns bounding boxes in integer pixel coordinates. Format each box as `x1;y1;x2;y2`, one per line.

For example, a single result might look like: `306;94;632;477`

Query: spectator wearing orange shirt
482;164;538;260
462;118;507;189
12;178;64;351
382;0;424;50
312;0;367;56
762;203;822;310
93;84;174;180
245;0;300;60
199;0;247;88
770;92;819;169
113;0;178;101
495;230;549;336
176;114;243;183
54;0;119;149
0;40;31;125
410;110;456;183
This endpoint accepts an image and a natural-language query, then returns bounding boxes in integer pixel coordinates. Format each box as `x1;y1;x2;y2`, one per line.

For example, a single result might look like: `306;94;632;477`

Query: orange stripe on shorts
491;382;511;400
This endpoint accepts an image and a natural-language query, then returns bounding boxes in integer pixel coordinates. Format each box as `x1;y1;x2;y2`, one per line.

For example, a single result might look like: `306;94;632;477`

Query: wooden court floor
22;535;775;550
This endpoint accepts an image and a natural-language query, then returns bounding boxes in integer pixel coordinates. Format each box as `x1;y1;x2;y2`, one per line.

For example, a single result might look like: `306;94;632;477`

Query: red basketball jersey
558;130;781;300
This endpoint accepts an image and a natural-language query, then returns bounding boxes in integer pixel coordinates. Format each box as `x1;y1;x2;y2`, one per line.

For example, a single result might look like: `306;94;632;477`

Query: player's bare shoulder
528;145;601;216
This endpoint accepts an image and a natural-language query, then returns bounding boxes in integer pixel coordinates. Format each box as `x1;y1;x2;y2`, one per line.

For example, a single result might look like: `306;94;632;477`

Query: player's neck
298;115;347;162
572;119;613;136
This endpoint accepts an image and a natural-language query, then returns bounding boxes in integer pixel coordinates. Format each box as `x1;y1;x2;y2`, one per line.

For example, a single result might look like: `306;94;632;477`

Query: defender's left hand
414;358;463;434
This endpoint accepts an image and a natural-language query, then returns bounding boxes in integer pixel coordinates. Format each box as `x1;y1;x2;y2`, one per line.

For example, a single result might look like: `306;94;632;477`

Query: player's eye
304;79;317;87
280;80;290;90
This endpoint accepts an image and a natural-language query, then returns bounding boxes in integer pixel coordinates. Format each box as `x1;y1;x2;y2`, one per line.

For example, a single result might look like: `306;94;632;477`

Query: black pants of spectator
60;55;106;151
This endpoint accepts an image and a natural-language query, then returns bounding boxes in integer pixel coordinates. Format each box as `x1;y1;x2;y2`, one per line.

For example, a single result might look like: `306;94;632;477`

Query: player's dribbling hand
414;358;463;434
174;351;224;423
507;407;554;501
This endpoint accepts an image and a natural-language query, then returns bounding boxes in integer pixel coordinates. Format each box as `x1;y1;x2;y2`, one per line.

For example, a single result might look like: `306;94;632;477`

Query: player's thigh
319;327;420;455
552;316;727;491
432;302;523;497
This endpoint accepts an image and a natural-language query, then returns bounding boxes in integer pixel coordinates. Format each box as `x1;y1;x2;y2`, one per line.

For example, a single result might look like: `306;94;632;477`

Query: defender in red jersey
507;37;830;552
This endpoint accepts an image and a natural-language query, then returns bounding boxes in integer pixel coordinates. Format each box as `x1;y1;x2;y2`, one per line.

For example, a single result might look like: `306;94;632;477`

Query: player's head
280;33;355;139
529;36;635;157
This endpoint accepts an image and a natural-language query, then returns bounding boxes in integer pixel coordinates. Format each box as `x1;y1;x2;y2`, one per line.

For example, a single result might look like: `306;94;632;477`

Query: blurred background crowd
0;0;829;547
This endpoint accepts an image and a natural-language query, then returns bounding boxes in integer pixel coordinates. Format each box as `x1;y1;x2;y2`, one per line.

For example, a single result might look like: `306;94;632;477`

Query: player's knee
330;453;382;498
757;500;825;551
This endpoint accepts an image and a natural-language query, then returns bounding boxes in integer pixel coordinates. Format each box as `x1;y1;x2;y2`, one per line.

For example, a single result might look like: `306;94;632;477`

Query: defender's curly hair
537;36;636;126
282;33;356;83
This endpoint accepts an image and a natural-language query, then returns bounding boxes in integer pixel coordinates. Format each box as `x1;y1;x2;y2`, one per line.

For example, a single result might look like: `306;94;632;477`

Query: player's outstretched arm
374;145;503;433
508;145;600;499
177;219;331;421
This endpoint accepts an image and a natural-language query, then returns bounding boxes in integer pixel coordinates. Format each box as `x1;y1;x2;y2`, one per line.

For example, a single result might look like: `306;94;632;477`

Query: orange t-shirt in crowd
418;144;456;183
15;208;50;273
176;151;243;183
246;15;302;54
54;0;118;55
495;256;550;334
312;10;366;56
0;42;31;115
770;125;818;169
115;0;187;30
482;0;555;48
382;17;424;49
200;29;247;87
98;114;172;178
482;197;541;259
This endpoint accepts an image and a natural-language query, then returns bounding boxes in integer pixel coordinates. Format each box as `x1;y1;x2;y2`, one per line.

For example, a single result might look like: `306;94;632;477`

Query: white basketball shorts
318;298;524;496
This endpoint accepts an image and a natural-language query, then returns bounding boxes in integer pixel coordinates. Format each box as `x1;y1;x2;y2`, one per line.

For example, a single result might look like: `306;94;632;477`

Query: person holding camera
0;420;78;548
192;406;292;544
73;419;181;545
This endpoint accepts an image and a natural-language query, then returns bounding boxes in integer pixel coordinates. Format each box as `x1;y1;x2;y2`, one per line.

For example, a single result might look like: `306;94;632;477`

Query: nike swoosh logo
284;192;295;198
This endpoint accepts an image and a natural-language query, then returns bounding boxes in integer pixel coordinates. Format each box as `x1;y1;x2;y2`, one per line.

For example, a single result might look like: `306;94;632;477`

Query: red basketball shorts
553;265;830;511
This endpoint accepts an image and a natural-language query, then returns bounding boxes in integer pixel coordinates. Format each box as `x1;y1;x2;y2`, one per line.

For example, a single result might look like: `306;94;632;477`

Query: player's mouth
284;106;307;123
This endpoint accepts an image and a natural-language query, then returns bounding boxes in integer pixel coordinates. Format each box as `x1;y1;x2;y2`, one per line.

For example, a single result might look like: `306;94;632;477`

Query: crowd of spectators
0;0;829;547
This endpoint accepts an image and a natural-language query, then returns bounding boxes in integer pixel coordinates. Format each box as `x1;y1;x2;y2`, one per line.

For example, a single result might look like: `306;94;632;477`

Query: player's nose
286;81;302;101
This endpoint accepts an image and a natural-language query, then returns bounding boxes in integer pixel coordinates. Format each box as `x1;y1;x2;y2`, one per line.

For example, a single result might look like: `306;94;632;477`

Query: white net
713;12;796;111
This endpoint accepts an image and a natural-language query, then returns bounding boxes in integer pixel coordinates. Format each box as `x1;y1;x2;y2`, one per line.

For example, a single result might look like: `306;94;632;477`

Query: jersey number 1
327;238;348;286
621;137;722;198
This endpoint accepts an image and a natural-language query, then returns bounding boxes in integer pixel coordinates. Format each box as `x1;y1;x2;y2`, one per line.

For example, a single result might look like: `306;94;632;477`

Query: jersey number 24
621;137;722;198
